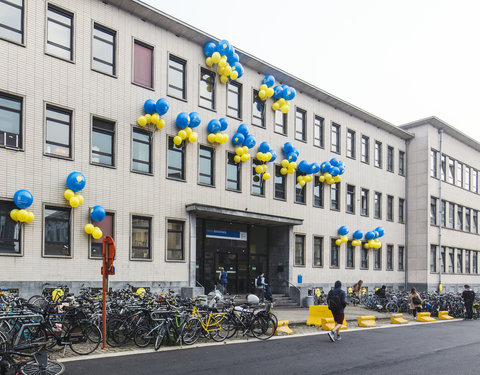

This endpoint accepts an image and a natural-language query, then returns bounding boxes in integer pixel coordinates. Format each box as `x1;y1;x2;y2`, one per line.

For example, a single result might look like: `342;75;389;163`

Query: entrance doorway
215;253;237;294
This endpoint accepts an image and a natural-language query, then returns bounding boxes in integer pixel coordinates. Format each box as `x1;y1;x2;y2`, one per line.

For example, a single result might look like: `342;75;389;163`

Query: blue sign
206;229;247;241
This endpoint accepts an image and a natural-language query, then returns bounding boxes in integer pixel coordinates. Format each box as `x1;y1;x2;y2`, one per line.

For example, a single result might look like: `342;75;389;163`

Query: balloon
90;205;106;222
204;42;217;57
234;155;241;163
173;136;182;146
155;98;170;115
84;223;95;234
298;160;309;173
207;133;216;143
144;114;151;122
92;227;103;240
334;176;341;183
375;227;385;237
237;124;249;136
258;142;270;153
176;112;190;129
229;52;240;64
242;146;249;154
207;119;221;133
75;194;84;205
280;104;289;114
262;173;271;180
220;75;228;84
137;116;147;127
240;153;249;162
17;209;27;222
69;197;79;208
310;163;320;174
263;75;275;87
217;39;231;55
64;189;74;201
232;133;245;145
178;130;187;140
156;119;165;129
13;189;33;209
219;118;228;131
284;87;296;100
330;158;339;167
211;52;221;64
244;135;256;149
287;168;295;175
330;167;340;177
299;180;306;187
365;231;375;240
327;178;335;184
258;90;266;100
353;230;364;240
338;226;348;236
255;165;264;174
272;102;280;111
189;132;198;143
184;127;192;139
273;85;283;98
280;168;288;175
218;57;227;67
321;162;332;174
151;113;160;124
280;159;289;168
232;62;244;78
215;133;223;143
222;134;229;143
230;70;239;80
236;147;244;156
189;112;201;128
10;209;18;221
67;172;86;192
144;99;156;114
205;57;213;67
341;236;348;244
335;239;342;246
319;175;325;182
25;211;34;223
364;243;370;249
297;176;304;183
224;65;232;76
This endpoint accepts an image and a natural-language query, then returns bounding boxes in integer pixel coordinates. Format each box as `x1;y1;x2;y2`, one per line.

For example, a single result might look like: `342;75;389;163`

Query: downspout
405;139;410;290
438;129;444;292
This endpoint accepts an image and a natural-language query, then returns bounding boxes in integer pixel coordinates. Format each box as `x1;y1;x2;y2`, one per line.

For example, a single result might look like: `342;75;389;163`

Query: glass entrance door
215;253;238;294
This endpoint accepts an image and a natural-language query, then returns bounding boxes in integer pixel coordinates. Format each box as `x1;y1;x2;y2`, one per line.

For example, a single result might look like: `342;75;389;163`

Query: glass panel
47;17;71;48
251;160;264;196
44;207;70;256
0;1;22;32
133;42;153;87
0;200;21;254
199;147;213;185
0;107;20;133
274;165;285;199
92;130;113;155
226;153;240;190
167;138;184;179
90;213;113;258
46;119;69;146
93;37;114;64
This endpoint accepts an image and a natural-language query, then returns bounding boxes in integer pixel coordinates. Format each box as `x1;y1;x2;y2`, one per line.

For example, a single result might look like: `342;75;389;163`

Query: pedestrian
409;287;423;318
461;284;475;320
256;272;267;302
375;285;386;299
352;280;363;298
218;267;228;294
326;280;347;342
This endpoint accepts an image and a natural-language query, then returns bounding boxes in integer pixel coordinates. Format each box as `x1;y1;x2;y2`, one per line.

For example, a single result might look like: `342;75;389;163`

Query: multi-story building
0;0;477;298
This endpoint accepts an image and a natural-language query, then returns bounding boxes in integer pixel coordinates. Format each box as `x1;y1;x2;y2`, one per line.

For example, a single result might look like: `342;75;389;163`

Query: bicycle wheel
386;302;399;313
133;326;153;348
154;325;167;351
68;322;101;355
209;314;229;342
16;325;48;354
20;360;65;375
224;314;239;339
181;317;201;345
251;315;276;340
108;318;129;347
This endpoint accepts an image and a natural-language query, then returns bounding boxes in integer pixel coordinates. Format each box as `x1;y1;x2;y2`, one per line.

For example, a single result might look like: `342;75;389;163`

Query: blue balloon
13;189;33;209
269;150;277;163
283;142;294;154
244;134;256;149
232;133;245;145
284;87;295;101
90;205;106;222
365;231;375;241
310;163;320;174
298;160;309;173
176;112;190;129
262;75;276;88
204;42;217;57
373;231;379;239
353;230;364;240
219;118;228;131
66;172;86;192
229;52;240;64
273;85;284;98
189;112;201;128
376;227;385;238
207;119;221;133
288;152;298;162
155;98;170;116
144;99;156;115
321;162;332;174
217;39;231;55
237;124;250;136
330;167;340;177
259;142;270;153
339;166;345;175
338;226;349;236
330;158;340;167
232;62;244;78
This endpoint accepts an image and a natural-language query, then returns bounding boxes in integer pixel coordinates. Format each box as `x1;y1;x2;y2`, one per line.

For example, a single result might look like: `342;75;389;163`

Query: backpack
256;276;262;287
412;296;422;305
328;293;342;313
463;290;475;302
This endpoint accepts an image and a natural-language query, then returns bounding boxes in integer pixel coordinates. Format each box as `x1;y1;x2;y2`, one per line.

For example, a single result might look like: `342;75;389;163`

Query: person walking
352;280;363;297
326;280;347;342
218;267;228;294
409;287;423;318
461;284;475;320
256;272;266;302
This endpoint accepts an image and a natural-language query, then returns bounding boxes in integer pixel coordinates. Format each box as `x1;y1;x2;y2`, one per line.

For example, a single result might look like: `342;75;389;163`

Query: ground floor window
44;206;71;257
0;200;21;255
167;220;184;261
131;216;151;259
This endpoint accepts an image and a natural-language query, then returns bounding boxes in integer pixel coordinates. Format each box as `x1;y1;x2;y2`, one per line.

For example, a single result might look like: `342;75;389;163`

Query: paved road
64;321;480;375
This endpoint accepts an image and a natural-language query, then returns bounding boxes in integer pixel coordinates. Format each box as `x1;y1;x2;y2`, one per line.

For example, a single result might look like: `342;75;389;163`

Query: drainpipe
405;139;410;290
438;129;444;292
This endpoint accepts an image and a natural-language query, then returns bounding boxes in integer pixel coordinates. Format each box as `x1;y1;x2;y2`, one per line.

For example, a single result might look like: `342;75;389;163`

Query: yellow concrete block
390;313;408;324
275;320;293;335
438;311;454;320
417;312;436;322
306;305;334;326
321;317;347;331
357;315;376;327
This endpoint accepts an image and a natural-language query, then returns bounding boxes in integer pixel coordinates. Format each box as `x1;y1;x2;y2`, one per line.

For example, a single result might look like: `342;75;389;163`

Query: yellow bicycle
186;305;229;342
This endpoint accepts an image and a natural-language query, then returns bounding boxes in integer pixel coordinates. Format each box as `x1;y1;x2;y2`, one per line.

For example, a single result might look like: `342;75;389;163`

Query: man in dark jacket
461;284;475;320
326;280;347;342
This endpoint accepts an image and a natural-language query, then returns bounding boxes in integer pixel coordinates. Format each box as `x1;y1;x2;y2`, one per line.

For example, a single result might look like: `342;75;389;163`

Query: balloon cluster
64;172;86;208
335;226;349;246
207;118;229;144
296;160;321;186
351;230;364;247
138;99;170;130
84;205;106;240
232;124;256;163
257;75;275;101
204;40;244;83
364;227;384;249
9;189;34;223
254;142;277;181
173;112;201;146
319;158;346;185
271;84;296;114
279;142;299;175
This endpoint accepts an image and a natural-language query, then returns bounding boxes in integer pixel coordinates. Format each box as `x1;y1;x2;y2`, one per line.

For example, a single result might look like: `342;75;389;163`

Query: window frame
46;3;74;62
346;242;354;269
131;127;152;175
226;152;241;192
430;244;437;272
0;0;24;45
360;188;369;216
91;22;117;77
295;107;306;142
251;90;265;128
44;103;73;159
398;246;404;271
330;238;339;268
295;171;306;205
130;215;152;261
199;67;216;111
330;122;340;154
313;236;323;267
398;198;405;223
0;91;23;150
251;159;265;197
0;199;22;256
132;38;154;89
166;219;185;262
313;176;324;208
274;110;287;136
361;246;369;269
294;233;305;266
374;140;382;168
198;144;215;187
374;247;382;270
313;115;324;148
43;205;71;258
274;164;286;201
167;135;185;181
167;54;187;101
226;81;242;120
89;211;114;259
91;116;115;168
361;135;370;164
386;244;393;271
346;184;355;214
346;128;355;159
387;195;394;221
398;150;405;176
387;146;394;172
374;191;382;219
430;196;437;225
330;183;339;211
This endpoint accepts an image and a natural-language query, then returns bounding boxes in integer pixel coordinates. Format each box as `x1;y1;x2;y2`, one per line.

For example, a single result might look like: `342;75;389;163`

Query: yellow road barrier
357;315;376;327
390;313;408;324
438;311;454;320
321;317;347;331
306;305;334;326
417;312;436;322
275;320;293;335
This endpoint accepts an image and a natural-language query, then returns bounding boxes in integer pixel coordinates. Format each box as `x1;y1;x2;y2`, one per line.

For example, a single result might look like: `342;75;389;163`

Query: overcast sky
144;0;480;142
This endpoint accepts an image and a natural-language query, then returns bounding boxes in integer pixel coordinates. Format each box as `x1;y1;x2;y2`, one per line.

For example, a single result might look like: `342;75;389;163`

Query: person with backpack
461;284;475;320
218;267;228;294
326;280;347;342
409;287;423;318
255;272;266;302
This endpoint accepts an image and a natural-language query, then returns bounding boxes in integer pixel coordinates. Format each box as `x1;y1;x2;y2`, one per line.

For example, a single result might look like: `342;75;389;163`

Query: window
473;252;478;274
46;4;73;61
274;111;287;135
330;239;339;267
472;169;477;193
313;236;323;267
346;129;355;159
398;198;405;223
295;234;305;266
430;197;437;225
274;165;286;200
465;250;471;274
0;200;21;254
346;242;354;268
430;245;437;272
387;195;394;221
252;90;265;128
346;184;355;214
199;68;215;110
0;0;23;44
457;249;463;273
448;158;455;183
465;208;471;232
251;159;264;196
387;245;393;270
464;166;471;190
133;40;153;88
448;202;455;228
457;205;463;231
92;23;116;76
330;123;340;153
330;184;339;210
168;55;186;100
430;149;438;178
399;150;405;175
361;188;369;216
440;154;446;181
167;220;184;261
456;162;463;187
90;212;114;258
374;192;382;219
45;105;72;158
227;82;241;119
226;152;241;191
473;210;478;234
313;177;324;207
167;136;185;180
0;92;22;149
314;116;324;148
199;145;214;186
132;128;152;173
387;146;394;172
398;246;404;271
295;172;306;204
440;246;446;273
361;135;369;163
44;206;71;257
448;248;454;273
440;200;446;227
91;117;114;166
374;248;382;270
361;247;369;269
131;216;151;259
374;141;382;168
295;108;306;141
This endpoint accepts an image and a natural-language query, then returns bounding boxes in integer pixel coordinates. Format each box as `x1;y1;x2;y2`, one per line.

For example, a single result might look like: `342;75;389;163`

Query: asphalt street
64;320;480;375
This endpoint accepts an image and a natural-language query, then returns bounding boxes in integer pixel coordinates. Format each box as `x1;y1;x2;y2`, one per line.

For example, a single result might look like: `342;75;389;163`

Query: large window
199;145;214;186
0;200;21;254
361;247;369;269
448;202;455;228
346;129;355;158
313;236;323;267
440;200;446;227
387;195;394;221
252;90;265;128
330;184;339;210
132;128;152;173
168;55;186;100
456;249;463;273
457;205;463;231
167;136;185;180
430;245;437;272
331;123;340;153
91;117;115;166
374;248;382;270
44;206;71;257
465;250;471;274
226;152;241;191
361;135;369;163
472;169;478;193
274;165;286;200
251;159;264;196
313;116;324;148
199;68;215;110
430;149;438;178
387;245;393;270
131;216;151;260
330;239;339;267
430;197;437;225
473;210;478;234
399;150;405;175
313;177;324;207
295;108;306;141
398;198;405;223
448;248;454;273
46;4;73;61
398;246;404;271
133;40;153;88
456;162;463;187
0;92;22;149
167;220;184;261
473;252;478;274
374;192;382;219
90;212;114;258
374;140;382;168
0;0;23;44
295;234;305;266
92;23;116;76
346;184;355;214
387;146;394;172
295;172;306;204
227;82;241;119
361;188;369;216
464;166;470;190
441;246;446;273
440;154;446;181
447;158;455;183
45;105;72;158
274;111;287;135
346;242;354;268
465;208;471;232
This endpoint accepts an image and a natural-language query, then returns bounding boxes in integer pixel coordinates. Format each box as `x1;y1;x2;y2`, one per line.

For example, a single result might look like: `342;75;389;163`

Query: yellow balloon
327;178;334;185
258;90;266;100
173;136;182;146
319;175;325;182
336;239;342;246
236;147;244;156
10;209;18;221
256;152;264;160
280;105;289;114
299;180;306;187
75;194;84;205
205;57;213;67
215;133;223;143
242;146;249;154
287;168;295;175
218;66;225;76
255;165;263;174
188;132;198;143
211;52;221;64
266;87;274;97
145;114;152;123
297;176;303;183
262;165;268;173
281;159;289;168
364;243;370;249
241;153;249;162
156;119;165;129
84;223;95;234
305;175;313;182
137;116;147;127
218;57;227;67
334;175;341;183
25;211;34;223
278;98;286;106
17;209;27;222
341;236;348;243
151;113;160;124
178;130;187;140
224;65;232;76
230;71;238;80
324;173;332;180
280;167;288;175
262;173;271;180
272;103;280;111
92;227;103;240
234;155;242;163
222;134;229;143
289;162;297;169
260;84;268;91
220;75;228;84
64;189;74;201
69;197;79;208
185;127;192;138
207;133;216;143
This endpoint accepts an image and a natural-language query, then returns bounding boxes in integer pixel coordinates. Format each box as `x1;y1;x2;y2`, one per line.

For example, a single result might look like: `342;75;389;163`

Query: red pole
102;240;108;349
